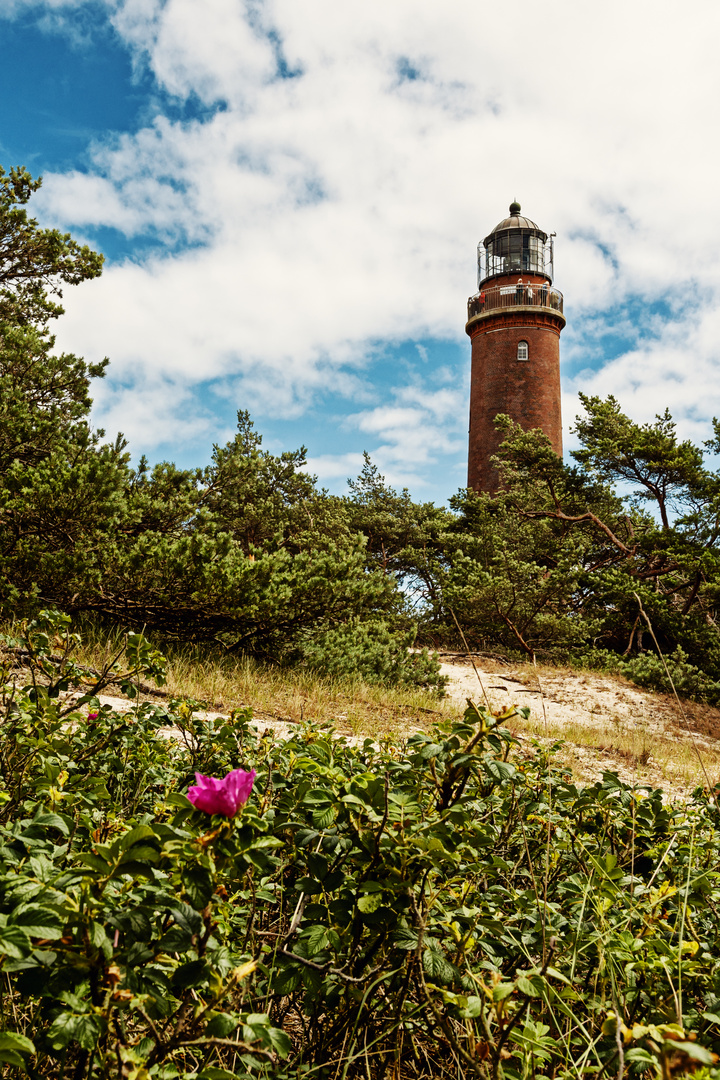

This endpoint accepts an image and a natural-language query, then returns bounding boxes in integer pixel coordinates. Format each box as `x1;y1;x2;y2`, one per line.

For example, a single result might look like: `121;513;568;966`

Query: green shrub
590;645;720;704
1;611;720;1078
299;618;446;690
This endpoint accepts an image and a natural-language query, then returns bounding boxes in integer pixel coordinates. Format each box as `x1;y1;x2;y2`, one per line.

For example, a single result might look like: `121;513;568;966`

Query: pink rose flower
187;768;256;817
88;712;99;721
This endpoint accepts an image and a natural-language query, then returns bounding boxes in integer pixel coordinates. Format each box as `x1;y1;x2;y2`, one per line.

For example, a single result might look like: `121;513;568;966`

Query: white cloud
14;0;720;486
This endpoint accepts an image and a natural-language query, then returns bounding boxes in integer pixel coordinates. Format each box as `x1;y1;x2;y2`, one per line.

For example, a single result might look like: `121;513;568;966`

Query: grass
62;626;720;794
73;631;458;739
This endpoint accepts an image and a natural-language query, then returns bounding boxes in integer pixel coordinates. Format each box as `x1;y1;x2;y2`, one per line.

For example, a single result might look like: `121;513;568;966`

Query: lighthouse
466;202;565;493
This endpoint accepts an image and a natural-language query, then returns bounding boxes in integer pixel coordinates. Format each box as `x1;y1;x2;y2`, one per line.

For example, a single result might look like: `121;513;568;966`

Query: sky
1;0;720;504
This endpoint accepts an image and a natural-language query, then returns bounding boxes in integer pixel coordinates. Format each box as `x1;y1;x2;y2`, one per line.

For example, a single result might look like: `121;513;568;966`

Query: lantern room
477;200;554;288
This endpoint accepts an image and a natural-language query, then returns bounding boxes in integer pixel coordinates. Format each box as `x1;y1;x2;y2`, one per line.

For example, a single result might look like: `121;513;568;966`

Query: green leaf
0;927;31;960
625;1049;658;1066
89;921;112;956
166;902;202;935
70;1014;103;1052
266;1026;292;1058
544;966;571;985
516;975;540;997
166;792;193;808
110;860;156;880
459;996;483;1019
419;743;443;760
304;925;329;956
302;792;333;807
172;959;210;990
182;866;214;911
32;811;69;836
393;927;419;950
46;1012;102;1052
312;806;335;829
116;825;158;853
294;877;323;895
205;1012;239;1038
0;1049;25;1069
110;908;151;940
357;894;383;913
198;1069;244;1080
76;853;111;874
665;1040;717;1065
9;906;63;940
0;1032;35;1055
484;759;517;781
118;845;159;865
423;948;455;984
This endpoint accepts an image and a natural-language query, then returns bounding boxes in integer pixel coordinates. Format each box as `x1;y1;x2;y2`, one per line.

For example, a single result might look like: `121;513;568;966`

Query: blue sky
2;0;720;504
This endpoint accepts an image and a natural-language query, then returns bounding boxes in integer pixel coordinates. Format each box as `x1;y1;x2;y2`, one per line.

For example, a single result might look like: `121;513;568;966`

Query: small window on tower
517;340;529;361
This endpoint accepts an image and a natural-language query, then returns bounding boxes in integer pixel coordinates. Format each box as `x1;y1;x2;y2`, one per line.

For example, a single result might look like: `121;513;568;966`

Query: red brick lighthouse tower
466;202;565;493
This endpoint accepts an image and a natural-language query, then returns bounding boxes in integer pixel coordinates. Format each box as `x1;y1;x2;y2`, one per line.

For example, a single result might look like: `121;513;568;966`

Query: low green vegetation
1;611;720;1079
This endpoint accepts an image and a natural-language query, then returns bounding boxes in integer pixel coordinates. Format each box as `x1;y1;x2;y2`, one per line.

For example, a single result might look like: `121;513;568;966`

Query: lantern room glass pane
483;230;547;278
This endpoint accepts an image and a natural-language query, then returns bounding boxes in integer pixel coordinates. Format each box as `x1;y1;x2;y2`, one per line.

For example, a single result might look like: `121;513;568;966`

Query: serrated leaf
46;1012;102;1052
166;902;202;935
89;921;111;951
302;792;333;807
312;806;335;829
423;948;455;984
9;906;63;940
111;908;151;940
419;743;443;760
303;925;329;956
484;759;517;782
32;811;69;836
393;927;419;950
0;927;31;960
70;1014;103;1052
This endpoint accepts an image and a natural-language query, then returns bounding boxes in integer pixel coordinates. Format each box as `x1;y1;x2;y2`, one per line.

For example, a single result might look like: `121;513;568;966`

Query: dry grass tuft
74;633;456;740
66;627;720;795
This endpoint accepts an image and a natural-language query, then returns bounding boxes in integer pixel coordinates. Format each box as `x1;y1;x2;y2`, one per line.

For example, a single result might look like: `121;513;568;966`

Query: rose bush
0;611;720;1079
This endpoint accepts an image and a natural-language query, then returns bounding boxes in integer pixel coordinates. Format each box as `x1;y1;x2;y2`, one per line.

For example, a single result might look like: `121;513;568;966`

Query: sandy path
77;655;720;798
438;655;720;795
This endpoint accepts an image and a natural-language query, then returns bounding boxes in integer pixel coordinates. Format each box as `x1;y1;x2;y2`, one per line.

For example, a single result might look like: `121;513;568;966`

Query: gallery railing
467;283;564;320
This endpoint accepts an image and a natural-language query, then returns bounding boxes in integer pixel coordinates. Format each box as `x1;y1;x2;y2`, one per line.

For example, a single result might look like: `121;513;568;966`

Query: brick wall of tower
467;313;563;493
